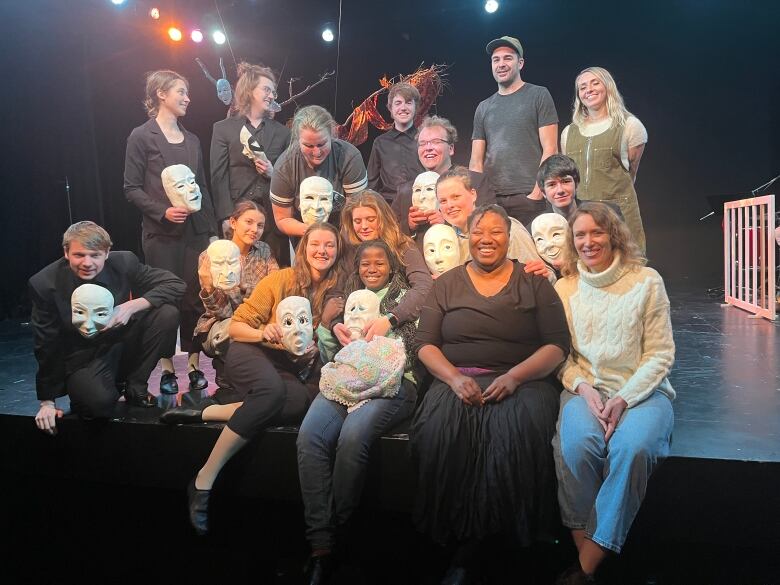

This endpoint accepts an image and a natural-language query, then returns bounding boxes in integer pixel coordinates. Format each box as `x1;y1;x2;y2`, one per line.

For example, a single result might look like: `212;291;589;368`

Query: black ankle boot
304;553;336;585
187;478;211;536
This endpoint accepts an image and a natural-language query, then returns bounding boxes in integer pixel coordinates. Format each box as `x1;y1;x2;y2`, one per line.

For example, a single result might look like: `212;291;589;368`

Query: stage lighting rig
484;0;499;13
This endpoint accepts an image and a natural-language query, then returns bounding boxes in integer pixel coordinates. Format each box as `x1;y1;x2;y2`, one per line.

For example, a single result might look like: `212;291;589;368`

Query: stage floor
2;282;778;463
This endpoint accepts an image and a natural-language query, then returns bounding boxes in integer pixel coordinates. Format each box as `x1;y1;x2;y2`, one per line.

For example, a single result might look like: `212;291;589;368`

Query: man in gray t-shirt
470;36;558;226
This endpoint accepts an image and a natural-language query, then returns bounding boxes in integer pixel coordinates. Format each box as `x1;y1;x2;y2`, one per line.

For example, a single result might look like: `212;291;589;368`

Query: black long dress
410;261;570;545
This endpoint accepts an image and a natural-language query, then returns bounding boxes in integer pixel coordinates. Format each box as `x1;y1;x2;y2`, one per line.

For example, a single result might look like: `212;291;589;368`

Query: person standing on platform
366;82;425;206
391;116;494;245
210;62;292;265
30;221;184;434
561;67;648;253
271;105;368;239
470;36;559;226
552;203;674;584
124;70;217;396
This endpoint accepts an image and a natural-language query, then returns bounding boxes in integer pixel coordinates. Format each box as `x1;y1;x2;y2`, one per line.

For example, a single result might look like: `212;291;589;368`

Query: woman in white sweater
552;202;675;585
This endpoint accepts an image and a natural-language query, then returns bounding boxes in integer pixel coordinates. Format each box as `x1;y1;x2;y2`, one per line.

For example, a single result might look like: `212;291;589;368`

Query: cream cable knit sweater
554;254;675;408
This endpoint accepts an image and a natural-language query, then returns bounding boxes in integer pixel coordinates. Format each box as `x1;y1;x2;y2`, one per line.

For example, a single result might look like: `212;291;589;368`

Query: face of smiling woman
468;211;510;273
572;212;614;273
305;228;338;281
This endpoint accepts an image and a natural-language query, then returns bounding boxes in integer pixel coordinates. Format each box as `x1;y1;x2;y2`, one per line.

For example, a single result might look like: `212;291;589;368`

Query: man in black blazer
210;66;291;264
29;221;185;434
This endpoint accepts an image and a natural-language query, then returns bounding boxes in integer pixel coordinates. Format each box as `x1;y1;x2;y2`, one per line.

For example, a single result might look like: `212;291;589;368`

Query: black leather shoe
160;371;179;395
188;369;208;392
187;478;210;536
125;392;158;408
159;406;204;425
304;553;336;585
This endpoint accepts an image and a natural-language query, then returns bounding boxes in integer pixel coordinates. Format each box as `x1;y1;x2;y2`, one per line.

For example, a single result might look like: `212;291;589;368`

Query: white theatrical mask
71;284;114;339
423;224;462;276
161;164;202;212
276;296;313;356
344;289;381;341
412;171;440;213
531;213;569;268
299;176;334;225
206;240;241;290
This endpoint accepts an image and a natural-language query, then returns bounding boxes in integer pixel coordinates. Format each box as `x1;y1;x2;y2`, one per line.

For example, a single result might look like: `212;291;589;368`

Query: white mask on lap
344;289;381;341
276;296;313;355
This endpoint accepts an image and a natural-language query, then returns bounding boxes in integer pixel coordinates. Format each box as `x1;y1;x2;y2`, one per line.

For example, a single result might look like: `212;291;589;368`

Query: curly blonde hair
559;202;645;278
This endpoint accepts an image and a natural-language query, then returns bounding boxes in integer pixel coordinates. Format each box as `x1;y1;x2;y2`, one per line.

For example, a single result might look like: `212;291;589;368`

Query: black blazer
28;251;185;401
124;118;217;237
210;115;291;221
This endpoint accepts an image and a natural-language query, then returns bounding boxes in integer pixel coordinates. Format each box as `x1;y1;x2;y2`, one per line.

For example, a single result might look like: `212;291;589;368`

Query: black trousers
67;304;179;419
224;342;319;439
141;223;208;353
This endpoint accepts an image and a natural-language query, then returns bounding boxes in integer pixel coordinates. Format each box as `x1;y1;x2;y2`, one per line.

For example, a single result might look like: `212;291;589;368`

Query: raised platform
2;283;779;584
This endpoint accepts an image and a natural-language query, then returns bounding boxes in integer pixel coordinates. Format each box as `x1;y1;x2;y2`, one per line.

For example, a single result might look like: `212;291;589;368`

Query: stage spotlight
149;7;160;19
212;30;226;45
168;27;182;42
191;29;203;43
322;27;334;42
110;0;127;5
484;0;499;13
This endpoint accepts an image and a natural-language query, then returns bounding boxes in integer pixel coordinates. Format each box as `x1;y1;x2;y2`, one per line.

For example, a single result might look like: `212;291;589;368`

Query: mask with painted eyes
196;57;234;106
276;296;313;355
412;171;440;213
299;176;334;225
71;284;114;339
531;213;569;268
206;240;241;290
161;164;202;212
423;223;462;276
343;289;381;341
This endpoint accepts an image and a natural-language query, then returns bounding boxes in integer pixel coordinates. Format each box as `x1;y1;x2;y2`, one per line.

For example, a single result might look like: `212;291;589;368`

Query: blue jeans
552;390;674;553
297;379;417;550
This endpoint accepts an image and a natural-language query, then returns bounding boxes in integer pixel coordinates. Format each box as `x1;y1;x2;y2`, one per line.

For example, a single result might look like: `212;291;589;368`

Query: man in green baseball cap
470;35;559;227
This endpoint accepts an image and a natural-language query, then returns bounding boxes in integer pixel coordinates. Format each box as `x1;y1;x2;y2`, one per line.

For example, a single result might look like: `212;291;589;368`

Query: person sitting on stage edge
409;204;570;582
30;221;185;434
366;81;425;205
296;239;419;582
174;222;342;537
192;200;279;404
271;105;368;238
552;202;675;584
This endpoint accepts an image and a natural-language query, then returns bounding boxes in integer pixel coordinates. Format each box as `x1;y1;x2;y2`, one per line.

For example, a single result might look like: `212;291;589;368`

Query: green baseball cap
485;36;524;58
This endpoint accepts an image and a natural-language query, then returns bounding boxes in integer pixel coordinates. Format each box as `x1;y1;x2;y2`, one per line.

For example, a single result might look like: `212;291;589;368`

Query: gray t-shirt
472;83;558;196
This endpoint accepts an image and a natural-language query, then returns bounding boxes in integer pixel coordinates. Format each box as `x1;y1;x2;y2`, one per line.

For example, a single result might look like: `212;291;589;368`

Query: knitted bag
319;336;406;412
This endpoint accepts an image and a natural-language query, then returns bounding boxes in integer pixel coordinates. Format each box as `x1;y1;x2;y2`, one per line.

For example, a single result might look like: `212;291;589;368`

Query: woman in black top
410;204;570;582
124;69;216;394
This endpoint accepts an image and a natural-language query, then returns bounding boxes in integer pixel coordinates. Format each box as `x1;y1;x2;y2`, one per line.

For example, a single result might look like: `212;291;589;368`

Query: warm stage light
149;7;160;19
191;29;203;43
322;28;334;42
212;30;226;45
168;27;182;42
484;0;499;13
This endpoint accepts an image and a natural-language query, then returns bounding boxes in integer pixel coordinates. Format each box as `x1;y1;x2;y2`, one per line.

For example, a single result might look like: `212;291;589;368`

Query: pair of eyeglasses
418;138;450;148
259;86;278;98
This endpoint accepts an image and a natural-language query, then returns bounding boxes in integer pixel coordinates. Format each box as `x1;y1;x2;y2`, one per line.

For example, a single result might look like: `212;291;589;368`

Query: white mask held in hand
344;289;381;341
531;213;569;268
161;164;202;212
276;296;313;355
71;284;114;339
299;176;334;225
207;240;241;289
412;171;440;213
423;224;462;276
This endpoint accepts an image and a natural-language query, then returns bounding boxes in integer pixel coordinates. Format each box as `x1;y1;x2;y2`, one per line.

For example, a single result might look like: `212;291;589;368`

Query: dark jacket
124;118;217;237
28;251;185;401
209;115;291;221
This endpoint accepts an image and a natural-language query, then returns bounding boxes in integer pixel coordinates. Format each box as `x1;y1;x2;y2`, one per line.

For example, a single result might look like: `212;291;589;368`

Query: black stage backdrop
1;0;778;317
